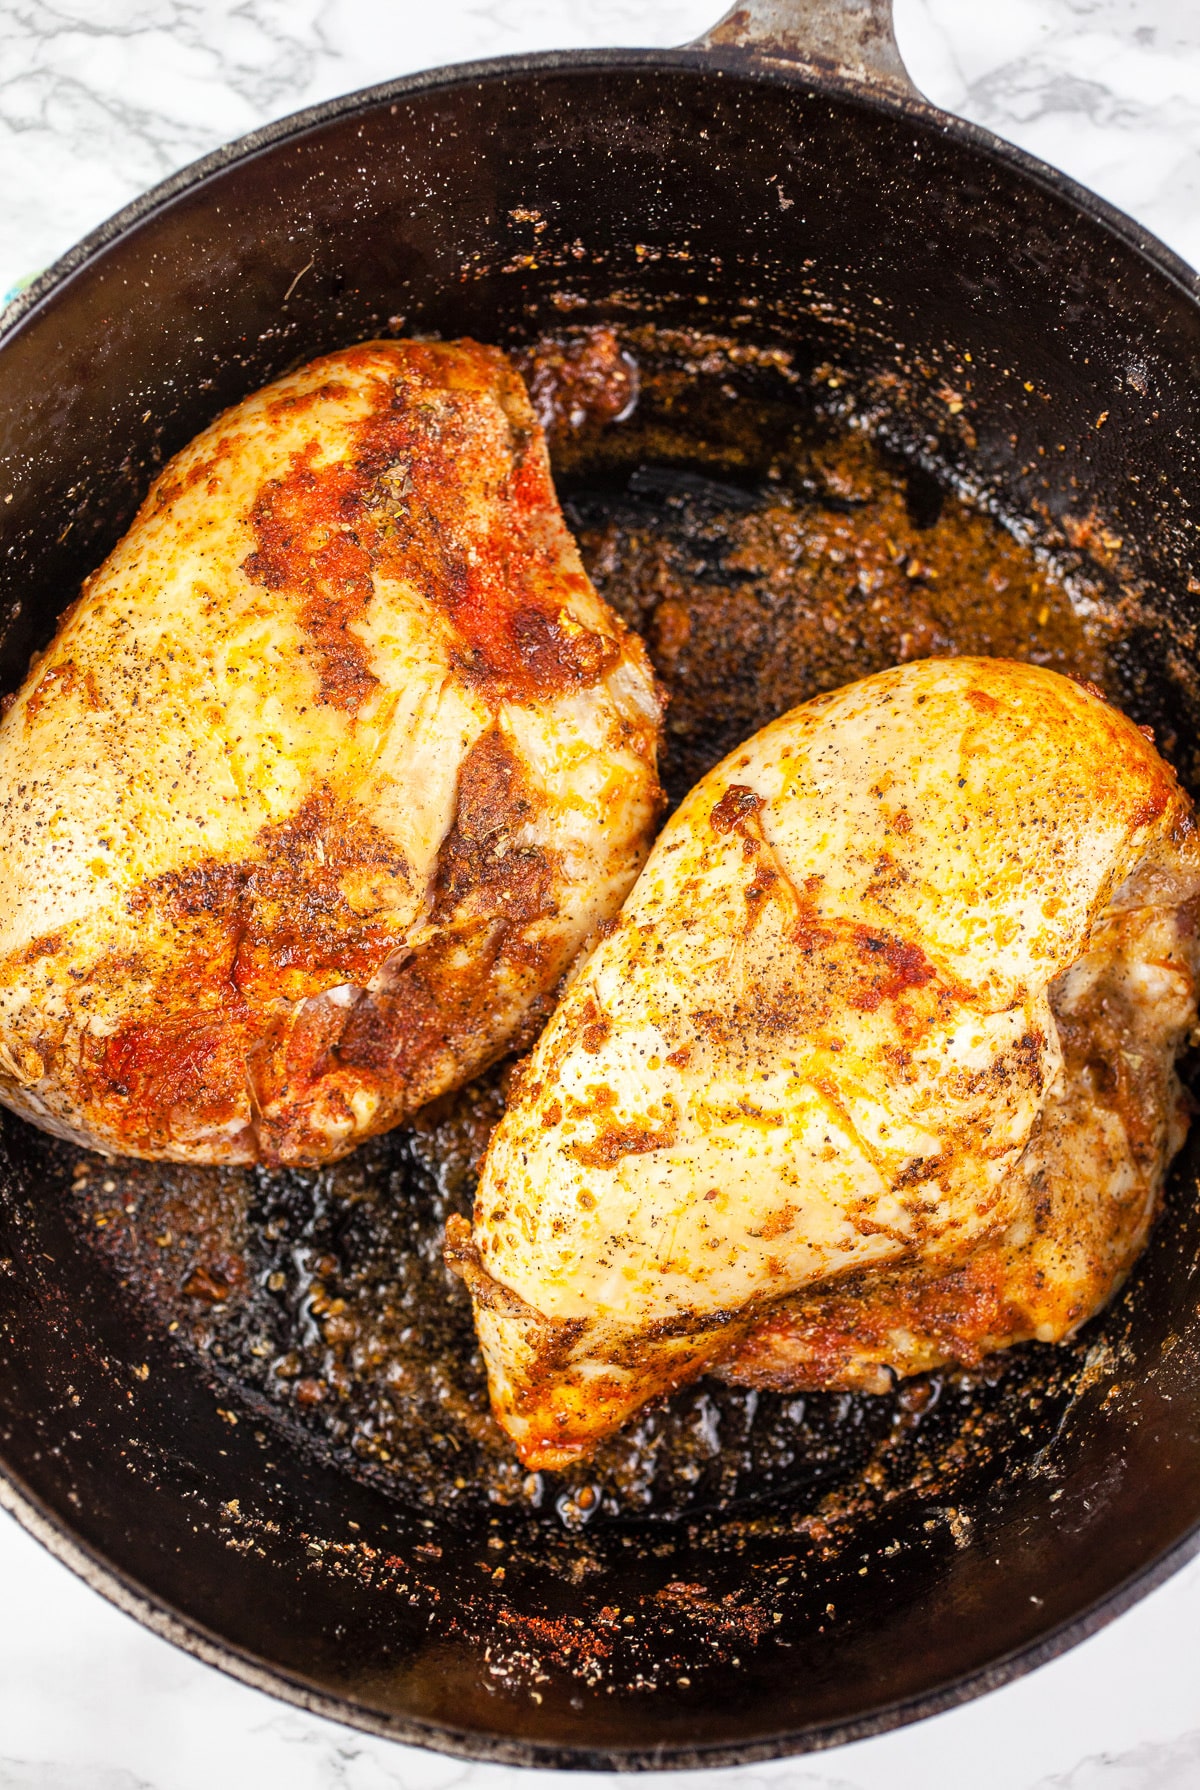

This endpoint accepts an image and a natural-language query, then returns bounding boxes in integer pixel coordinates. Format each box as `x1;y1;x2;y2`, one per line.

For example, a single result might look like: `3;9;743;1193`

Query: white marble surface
4;1;1200;1786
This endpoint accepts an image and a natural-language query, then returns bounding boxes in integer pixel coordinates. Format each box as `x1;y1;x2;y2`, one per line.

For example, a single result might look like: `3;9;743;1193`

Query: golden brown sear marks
334;731;563;1121
722;1251;1028;1393
720;896;1199;1396
706;778;945;1023
427;729;549;925
241;339;625;711
243;437;381;713
23;657;102;728
135;787;410;1002
60;789;402;1156
57;733;563;1165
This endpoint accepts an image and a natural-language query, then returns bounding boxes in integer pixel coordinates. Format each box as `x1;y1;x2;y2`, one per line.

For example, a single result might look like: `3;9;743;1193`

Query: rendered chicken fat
448;658;1200;1469
0;339;663;1165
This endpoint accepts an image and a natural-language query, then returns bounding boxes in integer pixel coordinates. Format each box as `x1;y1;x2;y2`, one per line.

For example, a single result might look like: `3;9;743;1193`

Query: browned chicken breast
0;340;663;1165
448;658;1200;1469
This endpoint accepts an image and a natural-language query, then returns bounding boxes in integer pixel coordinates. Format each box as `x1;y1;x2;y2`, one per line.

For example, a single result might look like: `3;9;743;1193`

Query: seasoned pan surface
4;41;1200;1769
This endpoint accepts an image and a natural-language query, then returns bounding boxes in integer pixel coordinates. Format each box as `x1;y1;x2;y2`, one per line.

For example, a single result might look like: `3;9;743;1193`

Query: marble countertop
4;2;1200;1786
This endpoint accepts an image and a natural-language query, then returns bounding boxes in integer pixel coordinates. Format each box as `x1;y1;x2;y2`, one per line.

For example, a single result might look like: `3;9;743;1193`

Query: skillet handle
690;0;920;99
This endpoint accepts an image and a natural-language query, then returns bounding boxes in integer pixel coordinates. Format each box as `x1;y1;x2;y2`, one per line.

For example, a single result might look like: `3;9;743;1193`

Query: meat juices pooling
0;340;663;1166
449;659;1200;1469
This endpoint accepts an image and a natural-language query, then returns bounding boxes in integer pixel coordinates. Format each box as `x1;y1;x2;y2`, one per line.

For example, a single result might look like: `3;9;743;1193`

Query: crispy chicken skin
0;340;663;1166
447;658;1200;1469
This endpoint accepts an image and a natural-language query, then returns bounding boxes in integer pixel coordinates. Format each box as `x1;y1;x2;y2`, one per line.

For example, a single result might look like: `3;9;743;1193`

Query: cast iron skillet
4;0;1200;1768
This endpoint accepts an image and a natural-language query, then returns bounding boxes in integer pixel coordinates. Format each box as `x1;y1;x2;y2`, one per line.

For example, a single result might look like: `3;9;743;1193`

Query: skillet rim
2;41;1200;1771
2;44;1198;349
4;1436;1200;1770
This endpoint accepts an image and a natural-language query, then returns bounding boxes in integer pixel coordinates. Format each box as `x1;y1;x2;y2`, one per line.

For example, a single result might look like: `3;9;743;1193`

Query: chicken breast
0;340;663;1166
447;658;1200;1468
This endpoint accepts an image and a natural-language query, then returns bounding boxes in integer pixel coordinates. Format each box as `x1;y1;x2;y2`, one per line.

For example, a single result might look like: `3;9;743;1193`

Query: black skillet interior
4;50;1200;1770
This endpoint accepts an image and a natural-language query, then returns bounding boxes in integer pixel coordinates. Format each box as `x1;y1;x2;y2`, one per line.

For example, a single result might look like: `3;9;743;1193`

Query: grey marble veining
4;3;1200;1788
1034;1732;1200;1790
898;0;1200;267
